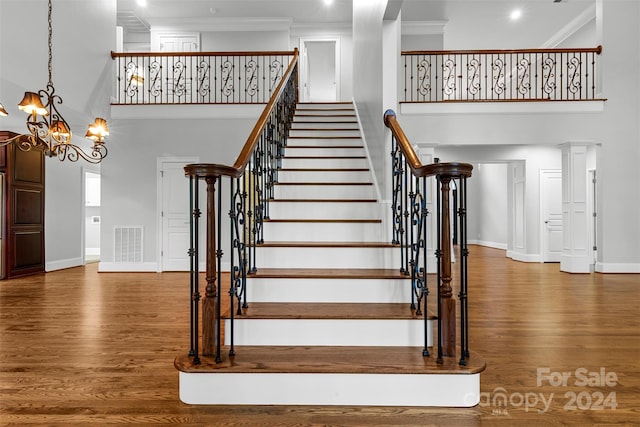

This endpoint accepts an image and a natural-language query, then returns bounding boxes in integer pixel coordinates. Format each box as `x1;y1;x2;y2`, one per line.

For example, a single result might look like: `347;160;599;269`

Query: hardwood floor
1;245;639;426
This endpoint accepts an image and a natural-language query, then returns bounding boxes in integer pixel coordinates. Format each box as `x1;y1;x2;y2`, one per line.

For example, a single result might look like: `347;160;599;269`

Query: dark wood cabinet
0;131;45;279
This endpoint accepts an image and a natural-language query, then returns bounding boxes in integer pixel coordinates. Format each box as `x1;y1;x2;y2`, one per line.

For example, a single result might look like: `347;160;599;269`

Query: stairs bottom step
175;346;485;406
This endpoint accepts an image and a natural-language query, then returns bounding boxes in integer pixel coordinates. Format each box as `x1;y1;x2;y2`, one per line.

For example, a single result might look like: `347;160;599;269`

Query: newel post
202;176;221;361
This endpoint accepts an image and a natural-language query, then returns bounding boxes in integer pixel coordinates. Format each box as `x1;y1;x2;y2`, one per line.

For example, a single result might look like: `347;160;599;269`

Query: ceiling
117;0;596;49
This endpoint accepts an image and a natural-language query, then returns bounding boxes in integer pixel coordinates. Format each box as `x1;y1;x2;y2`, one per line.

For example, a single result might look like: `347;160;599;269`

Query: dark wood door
0;131;45;279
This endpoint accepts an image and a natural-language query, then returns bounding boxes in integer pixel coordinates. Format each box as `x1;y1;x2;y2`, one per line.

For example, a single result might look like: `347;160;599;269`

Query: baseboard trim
468;240;507;251
595;262;640;274
46;257;83;272
506;250;541;263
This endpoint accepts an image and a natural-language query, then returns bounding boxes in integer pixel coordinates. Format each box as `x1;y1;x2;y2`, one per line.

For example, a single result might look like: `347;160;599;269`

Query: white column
560;142;591;273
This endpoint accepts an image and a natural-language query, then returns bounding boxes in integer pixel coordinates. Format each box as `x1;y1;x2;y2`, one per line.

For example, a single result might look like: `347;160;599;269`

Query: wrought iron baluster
458;175;470;365
190;175;201;365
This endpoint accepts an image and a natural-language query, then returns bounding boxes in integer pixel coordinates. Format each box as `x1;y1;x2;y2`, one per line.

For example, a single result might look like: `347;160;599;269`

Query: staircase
176;102;485;407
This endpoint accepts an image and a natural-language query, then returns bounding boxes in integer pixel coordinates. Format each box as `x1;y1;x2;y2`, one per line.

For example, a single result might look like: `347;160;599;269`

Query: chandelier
0;0;108;164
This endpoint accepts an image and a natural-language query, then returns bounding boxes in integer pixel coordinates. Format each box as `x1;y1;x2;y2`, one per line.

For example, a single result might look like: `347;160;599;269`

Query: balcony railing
402;46;603;103
110;50;296;105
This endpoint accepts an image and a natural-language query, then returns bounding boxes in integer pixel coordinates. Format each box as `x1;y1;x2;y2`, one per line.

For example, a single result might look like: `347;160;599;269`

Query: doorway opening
299;37;340;102
84;170;101;264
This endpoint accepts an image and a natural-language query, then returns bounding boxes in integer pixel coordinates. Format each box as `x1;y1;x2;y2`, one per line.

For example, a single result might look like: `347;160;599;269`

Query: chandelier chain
48;0;53;87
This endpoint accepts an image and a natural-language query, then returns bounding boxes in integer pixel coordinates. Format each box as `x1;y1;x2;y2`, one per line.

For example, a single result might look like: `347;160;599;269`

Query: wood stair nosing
257;241;398;248
273;182;373;186
269;198;377;203
278;168;370;172
247;267;410;279
175;346;486;375
263;218;381;224
222;302;436;321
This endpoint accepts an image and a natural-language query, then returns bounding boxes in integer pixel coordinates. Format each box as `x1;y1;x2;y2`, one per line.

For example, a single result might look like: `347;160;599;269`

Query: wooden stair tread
290;128;359;131
263;218;381;223
175;346;485;375
289;136;361;139
286;145;364;149
273;182;372;186
283;155;366;159
279;168;369;171
258;241;397;248
223;302;434;320
269;198;377;203
249;268;409;279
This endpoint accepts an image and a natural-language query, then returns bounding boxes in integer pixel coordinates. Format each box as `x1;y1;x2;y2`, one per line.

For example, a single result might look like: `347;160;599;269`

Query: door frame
156;157;198;272
299;37;341;102
81;167;101;266
539;169;563;263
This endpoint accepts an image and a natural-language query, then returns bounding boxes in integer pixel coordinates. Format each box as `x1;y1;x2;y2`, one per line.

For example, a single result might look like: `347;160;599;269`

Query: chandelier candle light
0;0;109;164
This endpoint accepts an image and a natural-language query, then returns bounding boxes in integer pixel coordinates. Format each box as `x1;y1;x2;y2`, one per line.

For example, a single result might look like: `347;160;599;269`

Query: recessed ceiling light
137;0;147;7
510;9;522;21
324;0;334;6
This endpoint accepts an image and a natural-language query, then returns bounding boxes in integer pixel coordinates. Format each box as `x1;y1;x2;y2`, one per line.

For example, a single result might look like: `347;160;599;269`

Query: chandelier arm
55;142;108;164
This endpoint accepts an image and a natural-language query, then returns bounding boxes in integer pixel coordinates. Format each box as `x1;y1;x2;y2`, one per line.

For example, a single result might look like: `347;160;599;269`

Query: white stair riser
263;221;382;242
295;110;355;116
289;130;361;138
293;115;356;122
256;246;398;269
278;170;371;183
269;201;379;219
297;104;354;109
287;137;362;147
281;157;369;169
273;184;375;199
180;372;480;406
291;122;358;130
225;319;433;347
246;278;413;303
285;147;365;157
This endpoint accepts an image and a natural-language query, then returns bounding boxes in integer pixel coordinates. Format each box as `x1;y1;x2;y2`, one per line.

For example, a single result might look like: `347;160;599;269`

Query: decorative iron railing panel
184;52;297;364
385;109;472;365
111;51;294;105
402;46;603;103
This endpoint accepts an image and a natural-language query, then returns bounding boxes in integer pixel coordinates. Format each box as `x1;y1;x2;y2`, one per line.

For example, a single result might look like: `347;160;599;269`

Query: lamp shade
86;117;109;141
51;120;71;142
18;92;48;116
0;102;8;116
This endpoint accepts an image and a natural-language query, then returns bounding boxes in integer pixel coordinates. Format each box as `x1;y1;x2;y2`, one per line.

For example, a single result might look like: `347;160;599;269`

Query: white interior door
541;170;563;262
159;159;197;271
158;33;200;52
300;38;339;102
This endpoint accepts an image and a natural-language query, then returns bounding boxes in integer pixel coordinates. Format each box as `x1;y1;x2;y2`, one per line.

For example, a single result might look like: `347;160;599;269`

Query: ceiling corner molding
147;17;293;33
541;4;596;48
401;21;448;36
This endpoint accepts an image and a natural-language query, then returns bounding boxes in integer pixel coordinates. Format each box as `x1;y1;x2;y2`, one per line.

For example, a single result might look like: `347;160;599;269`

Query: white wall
353;0;388;197
466;163;508;249
100;116;254;269
200;31;290;51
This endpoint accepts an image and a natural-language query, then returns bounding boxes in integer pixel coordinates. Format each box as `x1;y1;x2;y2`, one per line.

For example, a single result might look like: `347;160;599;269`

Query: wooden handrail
110;50;297;59
383;109;472;179
402;45;602;56
184;48;299;180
